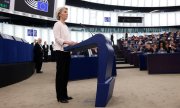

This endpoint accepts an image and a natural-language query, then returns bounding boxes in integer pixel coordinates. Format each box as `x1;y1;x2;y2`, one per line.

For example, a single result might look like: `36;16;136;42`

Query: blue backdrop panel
139;54;147;70
0;37;33;64
69;57;98;80
17;42;26;62
64;34;116;107
0;38;3;63
26;44;33;62
2;39;17;64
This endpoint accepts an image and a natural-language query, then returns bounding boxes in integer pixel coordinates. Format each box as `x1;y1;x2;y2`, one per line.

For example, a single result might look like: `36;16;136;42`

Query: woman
53;7;76;103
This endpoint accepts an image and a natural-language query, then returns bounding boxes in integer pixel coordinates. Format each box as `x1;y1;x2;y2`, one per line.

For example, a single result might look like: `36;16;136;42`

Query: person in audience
176;44;180;52
111;33;114;46
125;32;128;40
144;43;153;53
50;41;55;61
31;39;37;46
43;41;49;62
33;38;43;73
169;42;177;53
152;43;158;53
53;7;77;103
137;44;144;52
158;41;167;53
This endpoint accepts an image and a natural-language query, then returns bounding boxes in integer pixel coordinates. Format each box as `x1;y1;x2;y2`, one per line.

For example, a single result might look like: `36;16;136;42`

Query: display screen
0;0;10;9
27;29;37;37
14;0;55;17
104;17;111;22
118;16;143;23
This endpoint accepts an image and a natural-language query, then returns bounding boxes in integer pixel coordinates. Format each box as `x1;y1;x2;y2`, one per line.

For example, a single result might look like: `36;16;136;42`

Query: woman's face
160;43;163;47
59;9;68;21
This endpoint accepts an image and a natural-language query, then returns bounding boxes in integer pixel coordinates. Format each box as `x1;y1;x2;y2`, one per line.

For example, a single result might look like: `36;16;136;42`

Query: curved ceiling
66;0;180;13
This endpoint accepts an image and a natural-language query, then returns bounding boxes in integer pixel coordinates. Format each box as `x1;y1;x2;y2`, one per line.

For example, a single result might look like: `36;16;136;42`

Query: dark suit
34;43;43;73
111;34;114;45
50;45;55;61
43;45;49;62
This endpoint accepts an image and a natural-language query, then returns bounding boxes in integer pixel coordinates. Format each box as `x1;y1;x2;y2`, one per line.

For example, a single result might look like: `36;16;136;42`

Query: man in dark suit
31;39;37;46
111;33;114;46
34;38;43;73
43;41;49;62
50;41;55;61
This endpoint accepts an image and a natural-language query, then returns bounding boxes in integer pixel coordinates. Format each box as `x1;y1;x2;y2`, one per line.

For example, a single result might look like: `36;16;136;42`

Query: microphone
80;23;95;37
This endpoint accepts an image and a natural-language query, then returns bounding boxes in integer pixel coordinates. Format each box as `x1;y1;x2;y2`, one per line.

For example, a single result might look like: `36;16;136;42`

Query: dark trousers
55;51;70;100
35;60;42;72
51;51;55;61
44;52;48;62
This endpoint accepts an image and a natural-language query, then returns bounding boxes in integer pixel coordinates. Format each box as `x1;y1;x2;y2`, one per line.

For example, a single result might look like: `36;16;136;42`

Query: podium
64;34;116;107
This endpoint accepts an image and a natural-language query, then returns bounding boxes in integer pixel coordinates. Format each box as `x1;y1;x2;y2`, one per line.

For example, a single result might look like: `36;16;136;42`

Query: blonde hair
56;7;68;20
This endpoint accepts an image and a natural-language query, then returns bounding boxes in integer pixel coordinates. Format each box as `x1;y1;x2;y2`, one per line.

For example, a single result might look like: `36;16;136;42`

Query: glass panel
160;13;167;26
160;0;167;6
49;29;55;44
56;0;65;9
176;12;180;25
70;31;77;42
132;0;138;7
145;0;152;7
152;13;159;26
111;12;117;26
97;0;104;4
152;0;159;7
144;13;151;26
91;0;97;2
168;13;175;26
3;24;14;36
113;33;117;45
83;9;90;24
96;11;104;25
176;0;180;5
77;8;83;24
118;0;124;6
77;32;83;43
111;0;118;5
125;0;131;6
83;32;90;40
90;10;96;25
167;0;175;6
104;0;111;5
15;25;23;38
41;29;48;43
70;7;77;23
138;0;145;7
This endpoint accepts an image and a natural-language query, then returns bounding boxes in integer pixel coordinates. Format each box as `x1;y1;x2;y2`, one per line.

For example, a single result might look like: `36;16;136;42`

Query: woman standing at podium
53;7;76;103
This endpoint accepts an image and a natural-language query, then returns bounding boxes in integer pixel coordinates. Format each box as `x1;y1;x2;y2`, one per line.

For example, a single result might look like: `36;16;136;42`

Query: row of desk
0;38;33;64
0;37;34;87
125;50;180;74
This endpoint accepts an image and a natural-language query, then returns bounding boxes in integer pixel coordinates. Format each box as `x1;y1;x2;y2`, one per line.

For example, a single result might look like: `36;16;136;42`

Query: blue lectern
64;34;116;107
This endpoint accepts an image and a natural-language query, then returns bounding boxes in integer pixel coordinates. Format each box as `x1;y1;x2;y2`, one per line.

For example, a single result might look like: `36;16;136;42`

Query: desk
139;54;148;70
147;53;180;74
69;56;98;80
